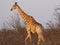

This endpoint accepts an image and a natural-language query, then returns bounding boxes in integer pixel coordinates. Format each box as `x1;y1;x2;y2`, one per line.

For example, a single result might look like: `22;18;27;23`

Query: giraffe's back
30;22;44;34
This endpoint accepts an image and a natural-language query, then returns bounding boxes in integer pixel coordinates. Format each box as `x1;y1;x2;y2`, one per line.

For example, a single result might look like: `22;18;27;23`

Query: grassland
0;28;60;45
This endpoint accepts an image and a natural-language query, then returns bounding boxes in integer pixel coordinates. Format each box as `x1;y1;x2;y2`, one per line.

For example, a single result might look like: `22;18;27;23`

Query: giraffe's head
10;2;18;11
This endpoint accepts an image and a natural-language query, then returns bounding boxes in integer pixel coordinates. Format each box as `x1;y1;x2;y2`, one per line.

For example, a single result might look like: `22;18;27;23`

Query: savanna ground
0;28;60;45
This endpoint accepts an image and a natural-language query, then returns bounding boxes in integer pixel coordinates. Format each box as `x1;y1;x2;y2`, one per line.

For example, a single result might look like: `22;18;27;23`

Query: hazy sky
0;0;60;29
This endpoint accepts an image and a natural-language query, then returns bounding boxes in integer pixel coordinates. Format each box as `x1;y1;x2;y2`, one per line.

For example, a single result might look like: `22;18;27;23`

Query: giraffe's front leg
25;30;31;45
25;25;31;45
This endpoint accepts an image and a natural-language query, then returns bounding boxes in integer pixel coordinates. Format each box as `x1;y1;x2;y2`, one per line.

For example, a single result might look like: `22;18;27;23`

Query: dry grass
0;29;60;45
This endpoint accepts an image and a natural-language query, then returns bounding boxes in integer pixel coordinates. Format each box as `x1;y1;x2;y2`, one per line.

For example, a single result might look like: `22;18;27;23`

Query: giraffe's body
10;2;46;45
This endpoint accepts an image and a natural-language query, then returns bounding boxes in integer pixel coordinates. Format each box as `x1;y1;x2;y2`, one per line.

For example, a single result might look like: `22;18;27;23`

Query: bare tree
54;5;60;29
46;5;60;30
7;13;21;31
46;20;55;30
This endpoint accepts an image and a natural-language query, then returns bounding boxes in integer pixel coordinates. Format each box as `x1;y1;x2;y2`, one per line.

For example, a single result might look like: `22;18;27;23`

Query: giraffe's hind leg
37;34;45;45
37;35;41;45
38;33;48;45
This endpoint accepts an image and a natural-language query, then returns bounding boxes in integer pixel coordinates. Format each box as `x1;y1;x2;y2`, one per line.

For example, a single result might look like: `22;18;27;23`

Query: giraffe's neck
16;5;31;23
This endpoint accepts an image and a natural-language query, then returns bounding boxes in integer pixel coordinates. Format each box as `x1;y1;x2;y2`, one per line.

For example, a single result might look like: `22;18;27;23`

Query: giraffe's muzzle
10;9;13;11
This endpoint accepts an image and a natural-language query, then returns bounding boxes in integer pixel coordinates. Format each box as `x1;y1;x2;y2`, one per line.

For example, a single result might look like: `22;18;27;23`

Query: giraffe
10;2;46;45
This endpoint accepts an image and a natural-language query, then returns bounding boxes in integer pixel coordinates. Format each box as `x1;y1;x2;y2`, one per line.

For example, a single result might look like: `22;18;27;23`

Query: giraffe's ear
15;2;17;5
